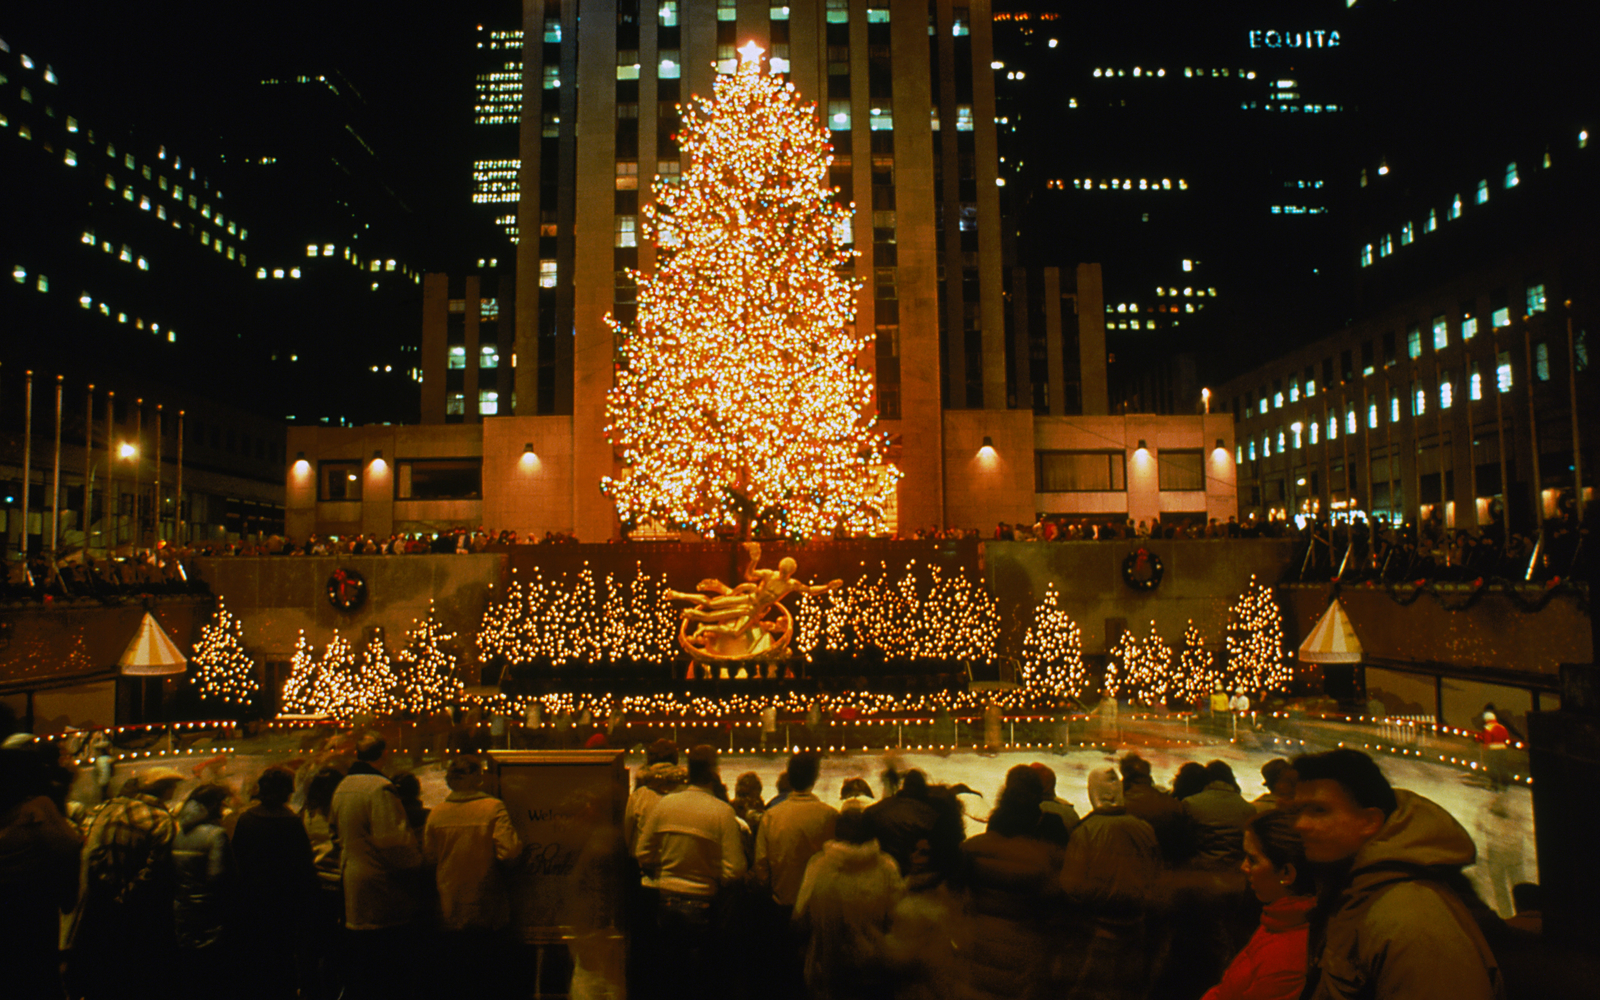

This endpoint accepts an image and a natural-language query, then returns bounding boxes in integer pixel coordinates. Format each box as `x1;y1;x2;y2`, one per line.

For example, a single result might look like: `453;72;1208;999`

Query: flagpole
85;384;95;552
20;371;33;561
50;375;63;560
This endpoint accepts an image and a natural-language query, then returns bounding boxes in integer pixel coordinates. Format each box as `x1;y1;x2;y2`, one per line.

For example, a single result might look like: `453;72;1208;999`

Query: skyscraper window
1476;179;1489;204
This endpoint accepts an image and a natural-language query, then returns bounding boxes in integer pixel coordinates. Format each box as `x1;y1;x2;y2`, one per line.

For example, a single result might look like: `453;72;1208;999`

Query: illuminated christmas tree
356;629;405;716
1019;584;1088;702
397;605;464;713
279;631;318;715
191;599;259;709
602;43;896;538
1118;620;1174;706
1226;575;1289;693
1174;620;1220;705
1102;627;1138;699
309;632;360;718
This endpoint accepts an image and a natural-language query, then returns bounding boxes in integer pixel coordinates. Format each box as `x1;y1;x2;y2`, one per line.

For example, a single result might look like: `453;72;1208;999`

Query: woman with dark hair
233;768;318;999
1200;809;1316;1000
793;809;905;1000
960;765;1063;1000
1171;762;1211;800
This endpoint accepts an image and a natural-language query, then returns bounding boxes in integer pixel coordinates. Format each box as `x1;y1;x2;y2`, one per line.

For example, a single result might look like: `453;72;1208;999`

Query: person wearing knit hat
1058;766;1161;996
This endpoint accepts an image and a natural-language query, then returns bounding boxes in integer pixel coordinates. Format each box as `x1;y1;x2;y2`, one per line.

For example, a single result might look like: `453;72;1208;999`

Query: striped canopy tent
1297;598;1362;664
119;612;188;676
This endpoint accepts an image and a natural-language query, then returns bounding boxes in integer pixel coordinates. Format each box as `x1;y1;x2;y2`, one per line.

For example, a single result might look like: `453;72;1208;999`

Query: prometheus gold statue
666;542;842;670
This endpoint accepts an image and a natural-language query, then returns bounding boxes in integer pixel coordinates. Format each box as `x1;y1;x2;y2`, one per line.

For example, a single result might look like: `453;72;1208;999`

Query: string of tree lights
190;599;259;708
231;572;1287;723
1176;620;1221;704
600;44;897;539
1018;584;1090;701
1225;574;1290;693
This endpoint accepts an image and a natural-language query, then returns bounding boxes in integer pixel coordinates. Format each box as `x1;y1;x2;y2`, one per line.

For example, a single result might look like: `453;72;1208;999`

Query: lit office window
829;100;851;131
446;394;465;416
1308;421;1319;445
1289;384;1300;403
1346;410;1358;435
448;346;467;370
1440;374;1453;409
1496;351;1513;392
614;216;637;248
659;1;679;27
1262;436;1271;458
1505;162;1519;188
1534;342;1550;381
1526;283;1545;314
1277;429;1287;451
1462;315;1478;340
1273;392;1284;409
1248;441;1257;461
956;105;974;131
870;107;894;131
867;4;890;22
1426;209;1437;233
480;345;500;368
1492;306;1510;328
1379;234;1393;258
617;50;641;80
659;51;680;78
721;0;740;21
770;6;790;20
1259;398;1269;416
543;66;560;89
1470;365;1483;400
1400;221;1413;246
1291;423;1303;449
1432;315;1448;350
1476;179;1489;204
479;390;500;415
1327;416;1338;440
1407;326;1421;359
616;161;638;190
306;244;318;258
1449;195;1462;220
1413;385;1426;416
1360;244;1373;267
1390;396;1400;422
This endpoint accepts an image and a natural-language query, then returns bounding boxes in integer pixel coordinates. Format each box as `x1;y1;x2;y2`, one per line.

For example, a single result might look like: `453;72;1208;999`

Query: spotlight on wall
1136;439;1148;453
1215;438;1226;451
521;442;539;465
372;449;383;461
296;451;306;461
524;443;535;453
978;435;996;457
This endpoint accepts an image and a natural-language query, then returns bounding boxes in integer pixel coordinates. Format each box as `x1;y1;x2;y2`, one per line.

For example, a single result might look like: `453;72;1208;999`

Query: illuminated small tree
602;44;896;537
1113;620;1173;706
309;632;360;718
1226;575;1289;693
1174;620;1220;705
1019;584;1088;702
279;631;318;715
191;599;259;709
1102;628;1139;699
356;629;405;716
397;605;464;713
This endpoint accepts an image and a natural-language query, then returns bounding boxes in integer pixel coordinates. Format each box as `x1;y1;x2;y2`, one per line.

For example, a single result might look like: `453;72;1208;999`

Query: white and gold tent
118;612;188;676
1296;598;1362;664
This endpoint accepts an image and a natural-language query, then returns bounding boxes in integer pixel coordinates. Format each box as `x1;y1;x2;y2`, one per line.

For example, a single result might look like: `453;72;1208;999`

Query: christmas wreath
327;568;368;612
1122;547;1164;591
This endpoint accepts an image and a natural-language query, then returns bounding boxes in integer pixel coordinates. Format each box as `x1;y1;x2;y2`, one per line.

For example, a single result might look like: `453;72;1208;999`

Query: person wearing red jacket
1202;808;1316;1000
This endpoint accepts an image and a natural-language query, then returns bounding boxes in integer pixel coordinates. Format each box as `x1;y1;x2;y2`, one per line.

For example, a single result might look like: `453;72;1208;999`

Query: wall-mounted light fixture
1136;439;1148;453
1215;438;1226;451
296;451;306;461
524;442;535;453
978;435;996;457
373;449;383;461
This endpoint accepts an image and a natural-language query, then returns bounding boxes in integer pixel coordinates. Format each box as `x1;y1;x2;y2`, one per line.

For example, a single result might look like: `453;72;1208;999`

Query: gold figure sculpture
666;542;842;671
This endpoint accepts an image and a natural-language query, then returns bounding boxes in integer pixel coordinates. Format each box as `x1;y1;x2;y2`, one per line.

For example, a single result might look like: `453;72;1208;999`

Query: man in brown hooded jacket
1291;749;1503;1000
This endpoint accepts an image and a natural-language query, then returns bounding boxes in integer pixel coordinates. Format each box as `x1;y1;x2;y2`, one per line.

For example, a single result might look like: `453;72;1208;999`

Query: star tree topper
601;41;898;538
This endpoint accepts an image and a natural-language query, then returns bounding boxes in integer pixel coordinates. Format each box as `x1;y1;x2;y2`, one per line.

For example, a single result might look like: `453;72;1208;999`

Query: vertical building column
571;0;621;539
464;275;482;420
1076;263;1108;414
514;0;548;416
968;0;1006;410
890;0;943;533
420;274;448;423
1009;267;1030;410
1042;266;1065;416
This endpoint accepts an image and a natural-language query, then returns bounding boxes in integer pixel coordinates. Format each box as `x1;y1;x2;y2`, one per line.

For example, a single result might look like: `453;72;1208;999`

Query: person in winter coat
792;808;906;1000
329;734;425;1000
1181;761;1258;870
232;767;317;1000
1119;754;1190;865
171;783;235;975
1060;766;1160;999
754;753;838;910
0;740;81;1000
961;765;1064;1000
625;741;684;858
863;769;941;875
1291;748;1503;1000
1201;809;1315;1000
424;755;523;991
70;766;184;1000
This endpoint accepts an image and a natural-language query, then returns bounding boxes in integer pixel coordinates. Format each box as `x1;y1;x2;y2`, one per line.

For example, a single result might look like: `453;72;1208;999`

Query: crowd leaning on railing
1;698;1567;1000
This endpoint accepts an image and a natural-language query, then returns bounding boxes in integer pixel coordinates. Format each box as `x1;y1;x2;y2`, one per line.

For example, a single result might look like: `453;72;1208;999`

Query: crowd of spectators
0;696;1556;999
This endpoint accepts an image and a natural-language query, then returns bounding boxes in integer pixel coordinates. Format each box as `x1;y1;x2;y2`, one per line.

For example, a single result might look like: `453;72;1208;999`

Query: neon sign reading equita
1248;30;1340;49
